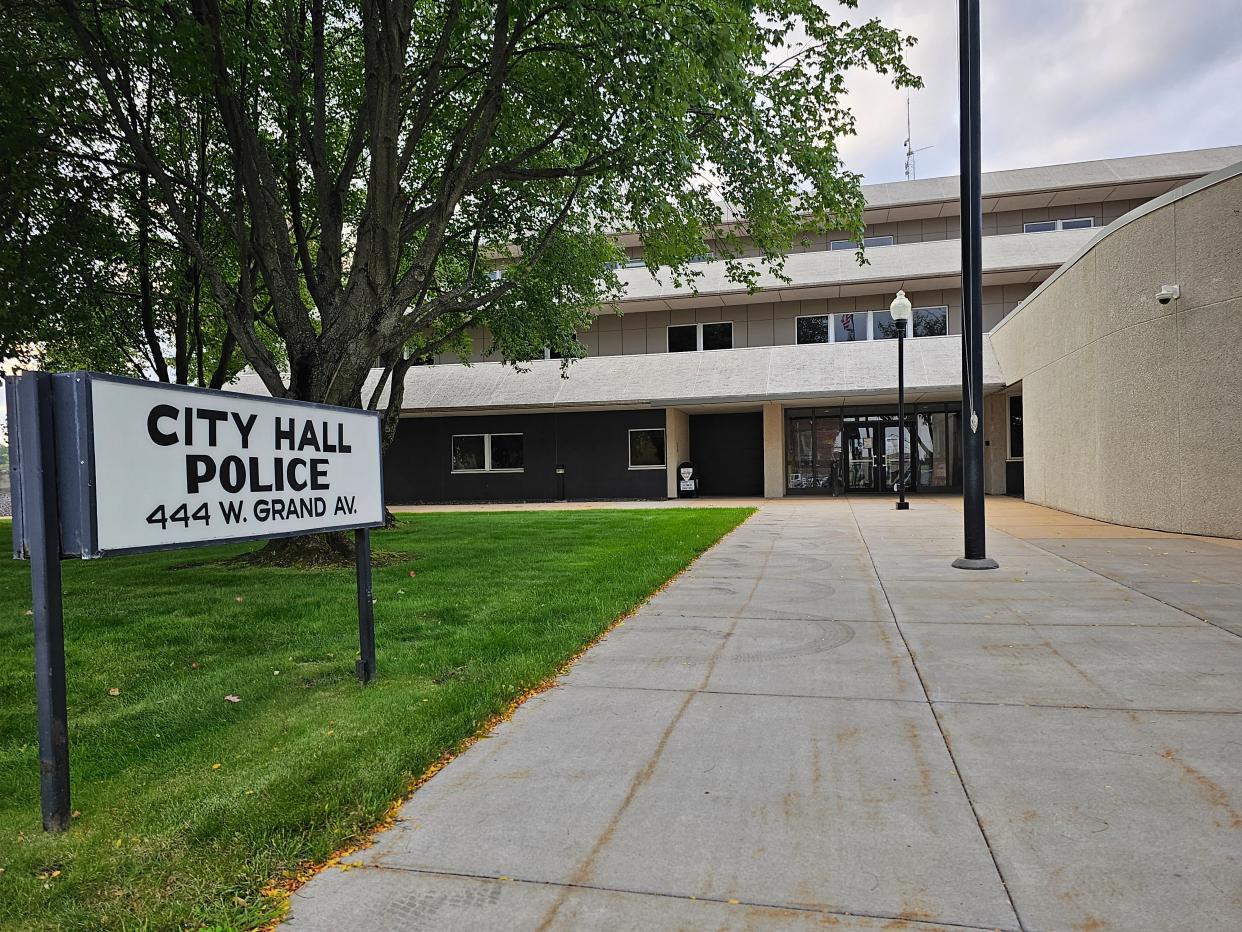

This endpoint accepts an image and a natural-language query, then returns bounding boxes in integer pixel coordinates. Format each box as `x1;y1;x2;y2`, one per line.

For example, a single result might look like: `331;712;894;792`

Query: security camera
1156;284;1181;305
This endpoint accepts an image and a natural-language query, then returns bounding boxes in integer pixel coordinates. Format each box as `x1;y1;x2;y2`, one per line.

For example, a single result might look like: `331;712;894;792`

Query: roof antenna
904;91;934;181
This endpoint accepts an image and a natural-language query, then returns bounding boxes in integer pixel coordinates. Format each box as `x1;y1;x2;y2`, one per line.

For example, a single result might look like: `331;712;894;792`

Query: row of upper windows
616;218;1096;268
450;429;666;473
662;306;949;353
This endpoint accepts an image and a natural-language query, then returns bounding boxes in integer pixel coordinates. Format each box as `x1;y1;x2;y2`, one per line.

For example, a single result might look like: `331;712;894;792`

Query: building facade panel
385;409;669;503
990;164;1242;537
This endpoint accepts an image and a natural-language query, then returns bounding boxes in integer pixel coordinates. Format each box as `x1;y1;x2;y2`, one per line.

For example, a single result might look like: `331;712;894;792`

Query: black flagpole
953;0;998;571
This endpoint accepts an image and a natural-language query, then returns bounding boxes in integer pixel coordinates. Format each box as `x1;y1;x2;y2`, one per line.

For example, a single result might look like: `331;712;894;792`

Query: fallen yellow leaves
211;763;221;770
108;687;120;697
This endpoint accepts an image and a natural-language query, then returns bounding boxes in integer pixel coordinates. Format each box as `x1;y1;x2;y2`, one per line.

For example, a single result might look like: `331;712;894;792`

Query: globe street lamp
890;290;912;510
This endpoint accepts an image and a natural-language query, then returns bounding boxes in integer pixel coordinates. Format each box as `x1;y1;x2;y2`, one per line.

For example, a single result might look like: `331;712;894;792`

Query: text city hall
146;404;355;494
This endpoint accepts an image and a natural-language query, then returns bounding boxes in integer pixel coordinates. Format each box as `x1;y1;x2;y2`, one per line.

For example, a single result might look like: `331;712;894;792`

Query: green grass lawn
0;508;751;931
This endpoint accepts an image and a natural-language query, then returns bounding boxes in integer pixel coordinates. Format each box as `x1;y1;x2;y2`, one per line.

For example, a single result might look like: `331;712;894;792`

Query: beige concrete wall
570;285;1036;358
991;170;1242;538
631;199;1146;255
762;402;785;498
665;407;690;499
983;391;1009;495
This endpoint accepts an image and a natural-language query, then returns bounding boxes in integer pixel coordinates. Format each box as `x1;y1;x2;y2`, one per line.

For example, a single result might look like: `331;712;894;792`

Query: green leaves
4;0;917;419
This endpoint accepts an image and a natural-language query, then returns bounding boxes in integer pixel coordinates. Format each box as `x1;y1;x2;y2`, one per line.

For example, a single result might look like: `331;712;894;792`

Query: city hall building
364;146;1242;538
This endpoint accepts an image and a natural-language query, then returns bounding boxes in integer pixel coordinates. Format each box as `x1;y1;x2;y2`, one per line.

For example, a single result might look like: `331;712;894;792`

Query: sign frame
6;370;387;833
11;371;386;560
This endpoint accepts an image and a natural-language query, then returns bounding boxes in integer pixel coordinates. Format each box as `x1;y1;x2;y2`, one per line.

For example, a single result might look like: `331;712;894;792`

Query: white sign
679;479;695;491
89;377;384;553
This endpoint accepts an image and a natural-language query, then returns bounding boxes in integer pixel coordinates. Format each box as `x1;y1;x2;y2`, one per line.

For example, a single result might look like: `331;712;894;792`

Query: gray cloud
835;0;1242;183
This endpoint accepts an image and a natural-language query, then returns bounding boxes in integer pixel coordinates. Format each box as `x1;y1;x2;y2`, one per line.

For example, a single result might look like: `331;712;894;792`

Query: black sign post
6;370;386;831
355;528;376;684
11;373;73;832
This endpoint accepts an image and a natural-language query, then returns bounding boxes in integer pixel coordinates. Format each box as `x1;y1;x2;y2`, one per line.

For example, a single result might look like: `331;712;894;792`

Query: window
451;433;524;473
1024;218;1094;233
796;315;833;344
873;310;898;340
1008;396;1024;459
702;321;732;350
829;235;894;250
912;306;948;337
629;428;666;469
451;435;486;472
833;312;865;342
667;321;733;352
667;324;698;352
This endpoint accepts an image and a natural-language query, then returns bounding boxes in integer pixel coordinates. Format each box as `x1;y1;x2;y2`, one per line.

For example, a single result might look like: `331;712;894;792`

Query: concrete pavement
285;498;1242;931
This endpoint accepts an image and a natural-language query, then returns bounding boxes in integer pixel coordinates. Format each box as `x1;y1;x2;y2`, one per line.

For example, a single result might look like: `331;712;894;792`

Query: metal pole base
952;556;999;571
895;501;910;511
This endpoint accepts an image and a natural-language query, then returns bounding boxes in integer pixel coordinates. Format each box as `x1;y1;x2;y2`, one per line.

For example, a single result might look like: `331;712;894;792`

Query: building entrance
844;421;907;494
785;404;962;496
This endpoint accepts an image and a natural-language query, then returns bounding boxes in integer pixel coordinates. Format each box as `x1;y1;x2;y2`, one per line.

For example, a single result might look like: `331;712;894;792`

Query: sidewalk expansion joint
561;682;1242;715
531;536;780;931
846;498;1028;932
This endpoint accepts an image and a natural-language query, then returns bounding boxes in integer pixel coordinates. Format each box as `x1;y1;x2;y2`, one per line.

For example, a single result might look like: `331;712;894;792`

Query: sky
834;0;1242;184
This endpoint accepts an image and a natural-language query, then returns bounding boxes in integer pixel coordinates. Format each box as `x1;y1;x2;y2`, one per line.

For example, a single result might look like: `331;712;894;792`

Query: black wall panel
384;409;667;503
688;412;764;496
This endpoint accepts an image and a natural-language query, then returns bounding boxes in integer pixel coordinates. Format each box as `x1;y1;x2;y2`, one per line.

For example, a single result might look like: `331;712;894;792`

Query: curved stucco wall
991;164;1242;538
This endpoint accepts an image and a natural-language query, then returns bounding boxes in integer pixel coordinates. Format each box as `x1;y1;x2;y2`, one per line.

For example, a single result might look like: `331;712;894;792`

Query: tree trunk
238;530;356;567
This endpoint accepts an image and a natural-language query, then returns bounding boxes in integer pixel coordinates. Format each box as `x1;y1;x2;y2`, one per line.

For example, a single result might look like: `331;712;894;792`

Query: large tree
1;0;262;385
37;0;916;444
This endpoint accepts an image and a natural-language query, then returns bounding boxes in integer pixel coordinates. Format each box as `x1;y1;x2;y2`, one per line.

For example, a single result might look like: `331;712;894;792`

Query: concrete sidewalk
286;499;1242;931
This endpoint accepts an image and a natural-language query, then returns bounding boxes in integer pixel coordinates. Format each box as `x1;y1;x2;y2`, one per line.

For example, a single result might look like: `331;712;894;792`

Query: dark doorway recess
1006;460;1025;498
688;412;764;496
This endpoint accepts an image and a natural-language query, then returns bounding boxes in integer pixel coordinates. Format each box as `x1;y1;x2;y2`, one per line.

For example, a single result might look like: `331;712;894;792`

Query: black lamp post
890;290;912;510
952;0;998;569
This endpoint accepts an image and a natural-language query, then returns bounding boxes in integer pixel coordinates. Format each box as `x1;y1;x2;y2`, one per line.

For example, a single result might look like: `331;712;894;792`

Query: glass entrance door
845;421;909;493
845;424;877;492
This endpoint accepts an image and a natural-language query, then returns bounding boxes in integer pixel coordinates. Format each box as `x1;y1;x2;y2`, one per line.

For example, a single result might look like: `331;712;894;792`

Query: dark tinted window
490;434;524;470
629;429;666;468
451;435;486;471
702;322;733;351
668;324;698;352
797;315;832;344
